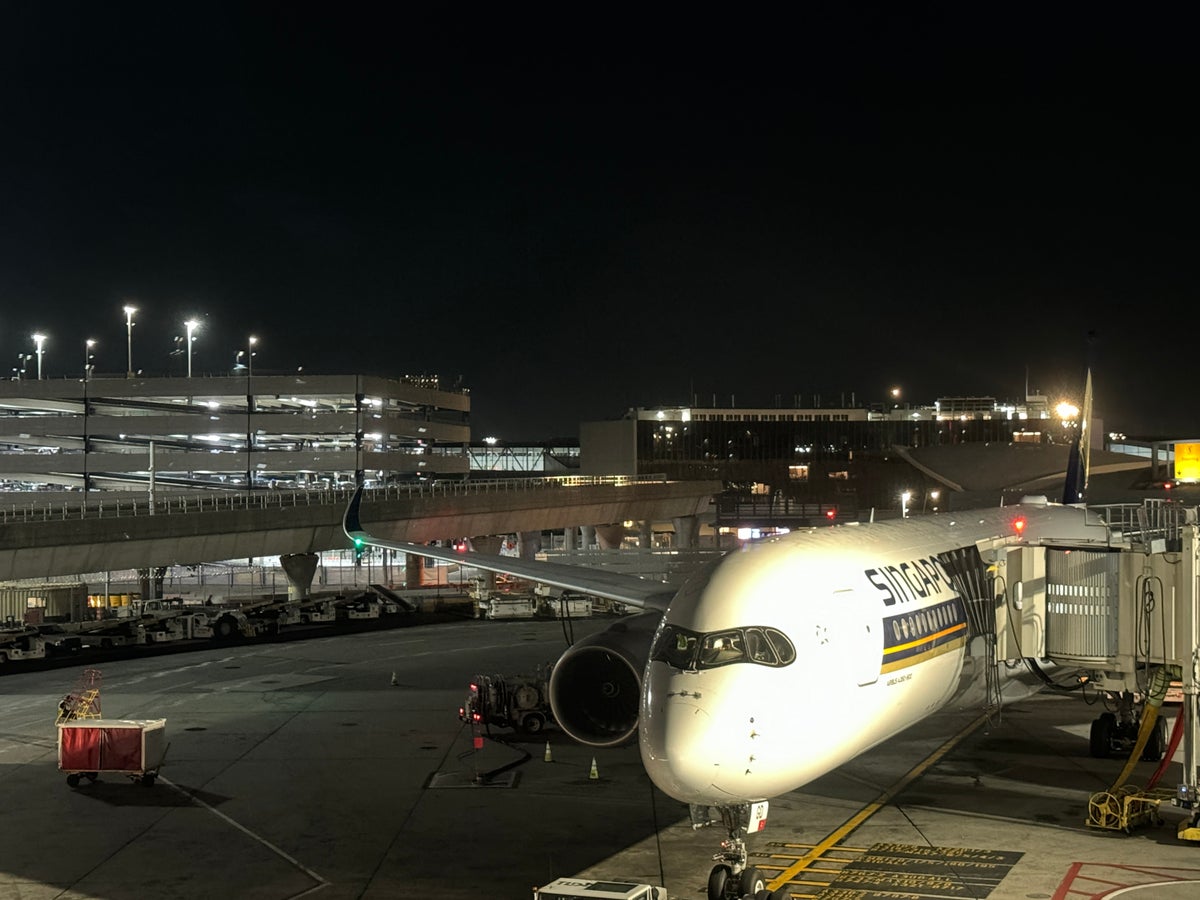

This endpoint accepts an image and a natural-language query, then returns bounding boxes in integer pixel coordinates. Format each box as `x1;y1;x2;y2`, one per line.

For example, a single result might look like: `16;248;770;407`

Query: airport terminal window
652;624;795;670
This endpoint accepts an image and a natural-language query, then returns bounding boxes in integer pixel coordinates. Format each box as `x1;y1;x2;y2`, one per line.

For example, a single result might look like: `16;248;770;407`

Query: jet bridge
976;499;1200;836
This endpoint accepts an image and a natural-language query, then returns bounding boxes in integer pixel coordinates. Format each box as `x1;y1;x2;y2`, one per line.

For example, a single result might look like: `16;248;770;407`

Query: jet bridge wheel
1089;713;1116;758
1140;716;1167;762
707;864;730;900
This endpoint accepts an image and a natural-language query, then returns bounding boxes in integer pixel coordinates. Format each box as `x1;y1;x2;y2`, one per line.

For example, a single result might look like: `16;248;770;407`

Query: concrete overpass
0;476;720;582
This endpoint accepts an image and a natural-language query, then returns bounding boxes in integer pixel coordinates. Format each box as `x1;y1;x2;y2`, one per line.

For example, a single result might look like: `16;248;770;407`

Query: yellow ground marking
766;710;990;893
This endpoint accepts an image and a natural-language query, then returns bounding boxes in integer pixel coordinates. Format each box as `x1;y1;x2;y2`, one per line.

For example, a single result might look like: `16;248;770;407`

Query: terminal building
0;373;470;492
580;393;1092;517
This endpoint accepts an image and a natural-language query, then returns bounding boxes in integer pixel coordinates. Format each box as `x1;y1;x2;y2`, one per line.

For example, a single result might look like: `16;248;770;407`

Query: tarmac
2;614;1200;900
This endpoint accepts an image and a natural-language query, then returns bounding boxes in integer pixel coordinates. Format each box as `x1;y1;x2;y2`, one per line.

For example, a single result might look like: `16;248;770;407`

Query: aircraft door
834;588;882;686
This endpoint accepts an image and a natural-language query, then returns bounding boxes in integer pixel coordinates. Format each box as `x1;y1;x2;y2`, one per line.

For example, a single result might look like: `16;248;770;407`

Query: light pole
185;319;199;378
923;488;940;514
246;336;257;491
123;305;136;377
32;333;46;380
901;490;912;519
84;339;96;380
83;339;95;494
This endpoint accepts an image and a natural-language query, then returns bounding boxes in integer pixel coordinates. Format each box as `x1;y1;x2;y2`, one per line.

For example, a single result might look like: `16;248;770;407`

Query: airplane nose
640;672;720;803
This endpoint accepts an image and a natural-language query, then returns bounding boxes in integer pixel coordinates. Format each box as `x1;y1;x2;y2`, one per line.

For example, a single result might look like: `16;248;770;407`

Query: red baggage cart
57;718;168;787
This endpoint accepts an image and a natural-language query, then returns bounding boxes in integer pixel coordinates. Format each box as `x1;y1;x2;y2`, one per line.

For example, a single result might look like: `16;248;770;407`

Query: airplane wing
342;487;676;610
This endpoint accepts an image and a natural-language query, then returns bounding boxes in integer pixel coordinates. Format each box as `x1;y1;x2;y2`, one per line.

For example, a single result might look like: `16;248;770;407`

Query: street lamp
84;339;96;380
123;305;136;377
901;490;912;519
83;339;96;494
246;336;257;491
184;319;199;378
32;333;46;380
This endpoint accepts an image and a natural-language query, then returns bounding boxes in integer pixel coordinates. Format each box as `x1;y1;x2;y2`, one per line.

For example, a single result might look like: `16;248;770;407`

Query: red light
825;509;836;520
472;713;482;722
1013;516;1027;535
1165;481;1174;490
469;682;478;692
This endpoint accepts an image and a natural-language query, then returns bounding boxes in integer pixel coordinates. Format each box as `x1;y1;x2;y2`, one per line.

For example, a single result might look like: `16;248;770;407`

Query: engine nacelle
548;611;662;748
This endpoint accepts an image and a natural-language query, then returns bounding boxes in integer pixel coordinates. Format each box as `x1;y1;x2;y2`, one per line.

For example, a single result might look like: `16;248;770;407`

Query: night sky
1;7;1194;440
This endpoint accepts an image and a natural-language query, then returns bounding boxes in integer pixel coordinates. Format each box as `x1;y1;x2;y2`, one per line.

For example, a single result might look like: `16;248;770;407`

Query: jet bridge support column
280;552;318;601
1176;522;1200;837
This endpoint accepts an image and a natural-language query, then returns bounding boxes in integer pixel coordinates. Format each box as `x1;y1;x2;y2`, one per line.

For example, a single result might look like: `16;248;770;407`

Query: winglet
343;485;365;540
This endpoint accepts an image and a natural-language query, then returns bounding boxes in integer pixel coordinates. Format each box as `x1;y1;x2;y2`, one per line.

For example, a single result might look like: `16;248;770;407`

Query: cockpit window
764;627;796;665
745;627;778;664
654;625;702;669
651;624;795;670
700;630;745;666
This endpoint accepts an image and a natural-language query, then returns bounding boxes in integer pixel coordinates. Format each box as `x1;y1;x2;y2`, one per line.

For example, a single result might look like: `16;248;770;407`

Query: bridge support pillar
281;552;319;601
638;520;652;549
673;515;697;549
470;536;503;590
518;531;542;560
595;524;625;549
580;525;596;550
405;553;424;588
562;526;577;551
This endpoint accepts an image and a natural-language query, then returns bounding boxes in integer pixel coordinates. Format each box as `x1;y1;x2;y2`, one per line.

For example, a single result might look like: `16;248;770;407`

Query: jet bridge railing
0;473;672;526
1092;499;1194;550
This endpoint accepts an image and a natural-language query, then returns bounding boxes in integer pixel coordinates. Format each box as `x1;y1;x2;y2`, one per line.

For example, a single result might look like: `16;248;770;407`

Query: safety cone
544;741;553;762
589;757;599;780
390;671;399;686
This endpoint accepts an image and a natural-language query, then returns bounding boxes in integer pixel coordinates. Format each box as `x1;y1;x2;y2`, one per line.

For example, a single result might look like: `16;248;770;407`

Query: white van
534;879;666;900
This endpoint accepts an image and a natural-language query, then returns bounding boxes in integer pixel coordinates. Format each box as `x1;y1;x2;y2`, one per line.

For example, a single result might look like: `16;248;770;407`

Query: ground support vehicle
0;633;48;663
460;668;554;734
57;718;168;787
534;878;666;900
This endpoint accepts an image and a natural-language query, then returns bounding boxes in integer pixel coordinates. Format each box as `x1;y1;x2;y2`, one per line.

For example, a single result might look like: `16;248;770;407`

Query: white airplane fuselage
639;502;1109;807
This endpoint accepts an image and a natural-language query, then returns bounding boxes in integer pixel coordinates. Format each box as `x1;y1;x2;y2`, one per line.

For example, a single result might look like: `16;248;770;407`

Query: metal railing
1093;498;1193;549
0;474;671;526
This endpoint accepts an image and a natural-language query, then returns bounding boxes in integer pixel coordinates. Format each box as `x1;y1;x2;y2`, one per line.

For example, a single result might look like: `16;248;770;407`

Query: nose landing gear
692;803;785;900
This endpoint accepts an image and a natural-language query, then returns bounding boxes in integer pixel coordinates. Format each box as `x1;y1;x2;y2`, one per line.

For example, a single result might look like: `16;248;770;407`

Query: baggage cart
57;718;168;787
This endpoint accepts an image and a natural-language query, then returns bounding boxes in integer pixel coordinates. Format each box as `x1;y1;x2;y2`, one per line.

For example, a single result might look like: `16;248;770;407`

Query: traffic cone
589;757;599;780
544;740;553;762
390;671;399;686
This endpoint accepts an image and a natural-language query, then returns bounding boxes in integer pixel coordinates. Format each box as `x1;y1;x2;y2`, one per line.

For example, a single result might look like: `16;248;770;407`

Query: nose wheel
695;803;780;900
708;861;770;899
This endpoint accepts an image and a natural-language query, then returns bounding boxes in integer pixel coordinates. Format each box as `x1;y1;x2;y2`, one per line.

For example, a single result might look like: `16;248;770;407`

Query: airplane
341;373;1164;900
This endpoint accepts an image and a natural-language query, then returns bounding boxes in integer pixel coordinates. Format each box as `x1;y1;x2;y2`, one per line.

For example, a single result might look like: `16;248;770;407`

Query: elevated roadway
0;476;720;581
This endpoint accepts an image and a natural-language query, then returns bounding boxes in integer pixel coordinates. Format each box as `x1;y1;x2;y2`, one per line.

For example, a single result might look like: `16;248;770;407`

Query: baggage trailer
57;718;168;787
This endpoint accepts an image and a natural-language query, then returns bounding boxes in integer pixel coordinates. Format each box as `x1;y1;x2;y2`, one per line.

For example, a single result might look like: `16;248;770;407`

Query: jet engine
548;611;662;748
